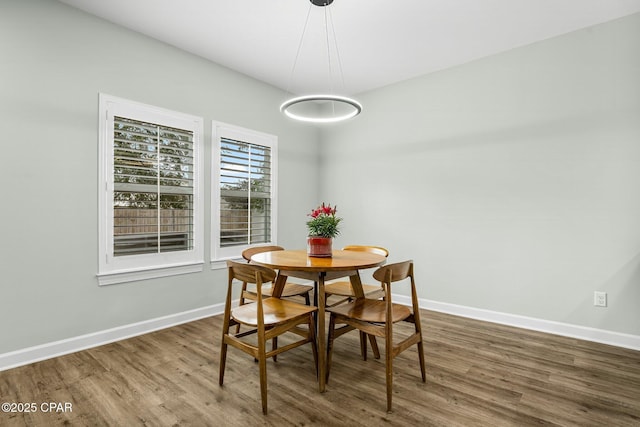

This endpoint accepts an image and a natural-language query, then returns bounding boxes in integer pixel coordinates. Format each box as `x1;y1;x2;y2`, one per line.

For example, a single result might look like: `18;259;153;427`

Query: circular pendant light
280;94;362;124
281;0;361;124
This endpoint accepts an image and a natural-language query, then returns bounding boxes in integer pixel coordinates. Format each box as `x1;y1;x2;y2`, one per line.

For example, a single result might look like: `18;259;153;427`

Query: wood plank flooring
1;310;639;426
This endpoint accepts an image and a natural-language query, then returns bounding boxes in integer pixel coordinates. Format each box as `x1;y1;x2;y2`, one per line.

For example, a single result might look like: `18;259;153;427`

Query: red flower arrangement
306;202;342;238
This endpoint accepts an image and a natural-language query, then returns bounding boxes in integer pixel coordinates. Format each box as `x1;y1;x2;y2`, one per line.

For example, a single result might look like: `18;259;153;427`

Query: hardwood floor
1;310;639;426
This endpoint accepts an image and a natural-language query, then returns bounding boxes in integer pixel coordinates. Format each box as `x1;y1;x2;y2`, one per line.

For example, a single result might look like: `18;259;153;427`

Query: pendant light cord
323;6;333;95
284;3;313;98
327;5;346;94
322;6;336;116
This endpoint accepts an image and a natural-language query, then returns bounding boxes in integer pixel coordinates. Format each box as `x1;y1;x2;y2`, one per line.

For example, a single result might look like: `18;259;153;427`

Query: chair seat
327;299;411;324
323;281;382;297
233;298;317;326
263;283;313;298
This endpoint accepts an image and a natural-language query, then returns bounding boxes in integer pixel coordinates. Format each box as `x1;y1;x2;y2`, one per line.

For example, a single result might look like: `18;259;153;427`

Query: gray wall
0;0;320;354
1;0;638;356
322;13;640;336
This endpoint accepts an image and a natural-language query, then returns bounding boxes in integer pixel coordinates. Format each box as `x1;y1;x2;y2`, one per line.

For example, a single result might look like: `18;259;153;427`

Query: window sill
97;262;204;286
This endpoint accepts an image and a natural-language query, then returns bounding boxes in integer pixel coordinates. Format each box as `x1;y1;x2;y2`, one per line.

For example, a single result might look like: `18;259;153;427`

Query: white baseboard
407;297;640;351
0;304;225;372
2;298;638;372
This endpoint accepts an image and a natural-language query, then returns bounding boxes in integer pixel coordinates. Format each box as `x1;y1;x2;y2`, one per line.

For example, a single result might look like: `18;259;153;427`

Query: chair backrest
373;260;412;284
342;245;389;258
227;260;277;289
242;245;285;262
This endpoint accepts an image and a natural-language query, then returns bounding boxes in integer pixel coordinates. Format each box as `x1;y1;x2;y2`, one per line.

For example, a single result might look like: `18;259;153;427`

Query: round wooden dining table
251;249;387;393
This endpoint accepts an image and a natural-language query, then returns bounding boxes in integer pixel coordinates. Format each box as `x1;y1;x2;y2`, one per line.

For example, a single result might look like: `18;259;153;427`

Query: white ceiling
58;0;640;96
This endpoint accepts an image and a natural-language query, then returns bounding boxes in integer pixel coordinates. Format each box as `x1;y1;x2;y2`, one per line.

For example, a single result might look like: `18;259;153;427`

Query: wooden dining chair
324;245;389;306
241;245;313;306
219;260;318;415
324;245;389;360
326;260;426;413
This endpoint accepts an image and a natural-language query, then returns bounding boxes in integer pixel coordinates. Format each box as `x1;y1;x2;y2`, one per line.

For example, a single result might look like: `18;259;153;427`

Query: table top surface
251;249;386;272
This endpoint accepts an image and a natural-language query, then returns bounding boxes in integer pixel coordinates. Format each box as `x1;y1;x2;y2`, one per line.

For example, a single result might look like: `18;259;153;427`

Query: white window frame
98;94;204;285
211;122;278;266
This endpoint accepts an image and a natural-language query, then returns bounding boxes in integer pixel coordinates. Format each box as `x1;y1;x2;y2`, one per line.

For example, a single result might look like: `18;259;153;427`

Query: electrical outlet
594;291;607;307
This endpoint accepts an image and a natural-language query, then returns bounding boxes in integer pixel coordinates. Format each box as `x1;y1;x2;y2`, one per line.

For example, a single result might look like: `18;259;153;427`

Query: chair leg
259;343;268;415
236;284;248;334
413;317;426;382
272;337;278;362
308;313;318;376
385;340;393;413
368;334;381;359
417;338;426;382
326;314;337;383
219;338;227;386
359;332;381;360
305;291;311;306
360;331;368;361
219;315;231;385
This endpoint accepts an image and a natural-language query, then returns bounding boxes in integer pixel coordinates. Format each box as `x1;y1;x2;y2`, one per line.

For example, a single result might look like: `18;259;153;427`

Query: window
212;122;277;262
98;94;204;285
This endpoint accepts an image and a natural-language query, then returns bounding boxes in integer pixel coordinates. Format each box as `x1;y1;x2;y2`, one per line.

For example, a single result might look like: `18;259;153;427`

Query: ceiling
58;0;640;96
